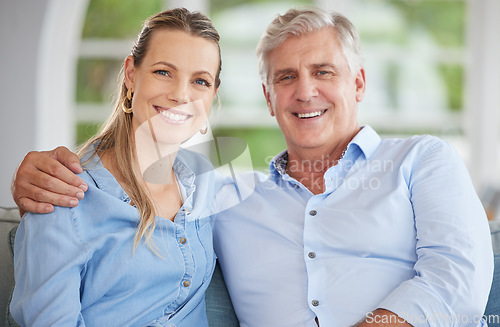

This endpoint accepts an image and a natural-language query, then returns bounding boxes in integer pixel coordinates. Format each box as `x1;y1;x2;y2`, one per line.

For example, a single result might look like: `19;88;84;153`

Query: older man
12;7;493;327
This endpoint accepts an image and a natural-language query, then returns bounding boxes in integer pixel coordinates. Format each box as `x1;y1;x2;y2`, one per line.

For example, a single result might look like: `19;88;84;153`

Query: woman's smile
154;105;194;125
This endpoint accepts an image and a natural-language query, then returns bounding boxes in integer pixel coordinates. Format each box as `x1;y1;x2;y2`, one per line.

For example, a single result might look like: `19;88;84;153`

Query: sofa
2;206;500;327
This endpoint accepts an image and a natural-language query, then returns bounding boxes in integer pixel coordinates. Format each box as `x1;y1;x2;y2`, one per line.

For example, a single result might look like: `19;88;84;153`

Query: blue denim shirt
11;149;219;326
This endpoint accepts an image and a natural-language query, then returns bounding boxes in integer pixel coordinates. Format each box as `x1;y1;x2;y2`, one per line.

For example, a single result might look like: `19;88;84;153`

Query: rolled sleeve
379;140;494;327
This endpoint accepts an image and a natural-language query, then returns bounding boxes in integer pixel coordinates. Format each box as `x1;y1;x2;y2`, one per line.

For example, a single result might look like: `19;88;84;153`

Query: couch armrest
1;207;21;327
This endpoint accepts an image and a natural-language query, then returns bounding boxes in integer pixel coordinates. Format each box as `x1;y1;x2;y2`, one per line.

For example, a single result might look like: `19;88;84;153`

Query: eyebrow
153;61;177;71
153;61;215;79
273;63;338;77
271;68;296;83
312;63;337;71
273;68;295;77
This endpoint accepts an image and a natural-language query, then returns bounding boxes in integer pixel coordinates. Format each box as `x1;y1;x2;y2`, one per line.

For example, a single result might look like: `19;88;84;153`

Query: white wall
0;0;49;206
465;0;500;190
0;0;87;206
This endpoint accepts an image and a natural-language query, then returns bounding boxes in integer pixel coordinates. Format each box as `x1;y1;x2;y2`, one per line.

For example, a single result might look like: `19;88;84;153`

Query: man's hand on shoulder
12;146;87;215
355;309;412;327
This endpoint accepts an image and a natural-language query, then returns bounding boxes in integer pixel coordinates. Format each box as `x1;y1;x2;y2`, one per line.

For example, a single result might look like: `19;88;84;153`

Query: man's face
264;27;365;155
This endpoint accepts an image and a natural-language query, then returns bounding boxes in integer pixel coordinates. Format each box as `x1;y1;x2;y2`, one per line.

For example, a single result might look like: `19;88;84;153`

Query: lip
292;109;328;119
154;105;193;124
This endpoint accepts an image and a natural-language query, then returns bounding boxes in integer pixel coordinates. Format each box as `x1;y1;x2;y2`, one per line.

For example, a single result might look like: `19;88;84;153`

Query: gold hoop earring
122;88;133;114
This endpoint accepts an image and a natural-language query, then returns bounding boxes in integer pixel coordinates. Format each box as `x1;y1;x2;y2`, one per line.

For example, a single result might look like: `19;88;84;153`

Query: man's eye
316;70;333;77
275;75;294;84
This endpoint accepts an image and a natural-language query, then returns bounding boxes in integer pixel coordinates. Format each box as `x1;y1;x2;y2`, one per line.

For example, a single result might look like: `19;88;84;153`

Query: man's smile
293;109;327;119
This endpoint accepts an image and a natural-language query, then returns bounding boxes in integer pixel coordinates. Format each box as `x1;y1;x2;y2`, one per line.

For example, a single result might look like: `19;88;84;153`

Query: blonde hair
78;8;221;252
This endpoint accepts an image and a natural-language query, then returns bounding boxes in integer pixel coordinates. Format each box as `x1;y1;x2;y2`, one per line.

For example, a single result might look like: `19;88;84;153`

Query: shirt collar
271;150;289;176
349;125;381;160
269;125;381;178
82;152;129;201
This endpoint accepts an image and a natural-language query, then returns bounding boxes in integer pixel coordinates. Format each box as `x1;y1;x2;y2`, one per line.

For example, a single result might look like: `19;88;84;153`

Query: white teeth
297;110;324;118
161;110;188;122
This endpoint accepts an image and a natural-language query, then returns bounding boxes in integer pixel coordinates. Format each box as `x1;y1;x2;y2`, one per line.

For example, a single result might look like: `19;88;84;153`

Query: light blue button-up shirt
213;126;494;327
11;149;219;326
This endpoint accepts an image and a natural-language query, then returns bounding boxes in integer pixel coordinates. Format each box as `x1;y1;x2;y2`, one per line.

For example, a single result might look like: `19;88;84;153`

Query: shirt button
183;280;190;287
293;184;300;189
309;210;317;216
308;252;316;259
312;300;319;306
179;238;186;244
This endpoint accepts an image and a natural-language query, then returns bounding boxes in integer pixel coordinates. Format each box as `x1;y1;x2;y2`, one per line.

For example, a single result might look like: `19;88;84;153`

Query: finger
18;181;81;208
50;146;84;175
17;197;54;215
18;170;85;203
23;151;87;193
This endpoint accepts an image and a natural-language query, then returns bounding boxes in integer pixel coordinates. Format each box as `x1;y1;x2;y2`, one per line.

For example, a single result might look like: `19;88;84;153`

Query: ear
262;84;275;117
355;67;366;102
123;55;136;90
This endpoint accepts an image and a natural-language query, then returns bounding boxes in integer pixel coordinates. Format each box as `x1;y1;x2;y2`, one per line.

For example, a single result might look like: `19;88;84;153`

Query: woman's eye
154;70;170;77
195;79;212;87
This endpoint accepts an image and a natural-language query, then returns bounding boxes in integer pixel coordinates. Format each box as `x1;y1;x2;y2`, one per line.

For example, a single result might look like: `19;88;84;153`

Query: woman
11;8;222;326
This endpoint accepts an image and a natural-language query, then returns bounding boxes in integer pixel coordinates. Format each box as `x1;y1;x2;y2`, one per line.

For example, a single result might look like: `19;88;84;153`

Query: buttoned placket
273;151;358;316
302;148;363;319
162;158;197;318
304;197;321;313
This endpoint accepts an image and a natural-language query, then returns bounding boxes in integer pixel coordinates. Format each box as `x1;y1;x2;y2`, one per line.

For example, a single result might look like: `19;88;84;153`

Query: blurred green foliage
82;0;162;38
76;122;102;145
389;0;465;47
438;64;464;112
388;0;465;110
214;127;287;170
210;0;312;13
76;59;122;103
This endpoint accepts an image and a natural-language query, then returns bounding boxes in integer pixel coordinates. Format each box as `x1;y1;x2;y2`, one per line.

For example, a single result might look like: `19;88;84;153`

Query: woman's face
124;29;219;147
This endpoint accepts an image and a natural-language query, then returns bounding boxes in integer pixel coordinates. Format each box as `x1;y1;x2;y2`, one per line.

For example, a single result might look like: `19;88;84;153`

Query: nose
168;80;190;104
295;75;318;102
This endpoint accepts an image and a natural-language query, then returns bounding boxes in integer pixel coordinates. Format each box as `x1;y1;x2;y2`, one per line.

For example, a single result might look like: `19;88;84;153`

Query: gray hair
256;7;364;86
